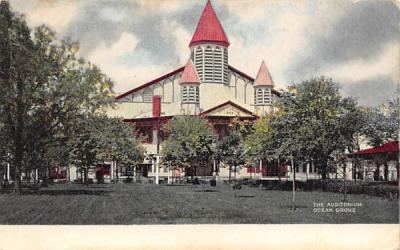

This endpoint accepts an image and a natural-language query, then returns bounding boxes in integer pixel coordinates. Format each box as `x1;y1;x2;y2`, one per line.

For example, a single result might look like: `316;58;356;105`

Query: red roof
189;0;229;47
179;60;201;85
254;60;274;86
352;141;399;155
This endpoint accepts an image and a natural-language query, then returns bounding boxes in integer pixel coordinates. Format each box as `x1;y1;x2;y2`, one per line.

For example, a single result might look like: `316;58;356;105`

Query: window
143;88;153;102
223;48;229;84
194;47;203;81
182;86;188;102
254;88;272;105
204;47;213;82
213;47;223;82
182;85;199;103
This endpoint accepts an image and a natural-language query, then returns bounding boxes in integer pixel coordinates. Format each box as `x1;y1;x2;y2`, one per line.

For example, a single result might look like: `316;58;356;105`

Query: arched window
256;88;263;105
194;47;204;81
143;88;153;102
263;88;271;105
204;46;213;82
182;85;199;103
214;47;223;83
223;48;229;84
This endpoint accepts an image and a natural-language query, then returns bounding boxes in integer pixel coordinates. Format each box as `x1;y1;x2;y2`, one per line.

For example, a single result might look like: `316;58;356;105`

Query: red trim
189;41;229;47
200;100;257;117
116;67;184;100
123;116;174;123
350;141;399;156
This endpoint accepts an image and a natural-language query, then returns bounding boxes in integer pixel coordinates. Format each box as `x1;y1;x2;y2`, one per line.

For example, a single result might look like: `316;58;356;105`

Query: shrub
260;179;398;199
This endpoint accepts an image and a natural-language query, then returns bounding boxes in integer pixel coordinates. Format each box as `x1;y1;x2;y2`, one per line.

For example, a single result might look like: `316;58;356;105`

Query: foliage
68;115;144;183
217;120;247;180
270;77;365;178
244;115;274;164
361;92;399;146
0;1;114;191
161;116;216;171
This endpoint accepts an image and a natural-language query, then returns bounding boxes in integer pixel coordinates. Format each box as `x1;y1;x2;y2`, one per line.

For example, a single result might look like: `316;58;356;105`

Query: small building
347;141;399;181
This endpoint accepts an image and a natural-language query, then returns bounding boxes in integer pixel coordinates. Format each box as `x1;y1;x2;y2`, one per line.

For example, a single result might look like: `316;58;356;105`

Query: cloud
227;1;348;89
168;21;192;65
289;0;400;80
341;77;397;107
7;0;400;106
321;42;399;83
9;0;83;33
87;31;173;94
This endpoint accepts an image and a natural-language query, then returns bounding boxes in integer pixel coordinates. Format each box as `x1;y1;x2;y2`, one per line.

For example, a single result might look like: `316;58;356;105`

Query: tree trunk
115;161;119;182
84;168;88;184
13;78;25;194
320;159;328;180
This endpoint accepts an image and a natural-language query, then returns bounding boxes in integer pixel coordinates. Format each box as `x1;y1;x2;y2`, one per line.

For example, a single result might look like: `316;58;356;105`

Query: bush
123;176;133;183
260;179;399;199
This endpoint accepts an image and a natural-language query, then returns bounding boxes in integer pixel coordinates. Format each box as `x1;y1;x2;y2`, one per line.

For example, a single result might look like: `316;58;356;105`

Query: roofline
199;100;257;117
189;40;229;48
115;67;184;100
123;116;174;123
116;65;281;100
228;65;280;96
348;140;399;156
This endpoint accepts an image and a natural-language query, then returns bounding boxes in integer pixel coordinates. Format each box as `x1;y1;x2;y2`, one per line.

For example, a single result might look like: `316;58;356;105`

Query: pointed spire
179;60;201;85
254;60;274;86
189;0;229;47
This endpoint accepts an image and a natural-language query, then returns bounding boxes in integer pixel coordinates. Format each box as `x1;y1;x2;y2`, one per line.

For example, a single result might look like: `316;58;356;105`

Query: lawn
0;183;398;224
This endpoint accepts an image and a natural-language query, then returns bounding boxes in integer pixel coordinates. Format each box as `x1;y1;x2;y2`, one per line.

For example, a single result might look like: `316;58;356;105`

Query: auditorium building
107;0;285;182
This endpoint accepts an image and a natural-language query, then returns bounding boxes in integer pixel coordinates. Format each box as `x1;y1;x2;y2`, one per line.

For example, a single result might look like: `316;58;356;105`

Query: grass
0;183;398;224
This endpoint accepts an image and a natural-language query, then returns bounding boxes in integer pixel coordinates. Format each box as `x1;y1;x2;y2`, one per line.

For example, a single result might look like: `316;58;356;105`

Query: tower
254;60;274;116
180;60;201;115
189;0;230;85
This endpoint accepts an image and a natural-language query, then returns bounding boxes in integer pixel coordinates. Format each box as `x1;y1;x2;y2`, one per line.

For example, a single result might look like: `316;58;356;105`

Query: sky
8;0;400;106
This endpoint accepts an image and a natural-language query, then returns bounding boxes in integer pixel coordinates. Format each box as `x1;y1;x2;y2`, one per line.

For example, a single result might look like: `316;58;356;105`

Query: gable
200;101;256;118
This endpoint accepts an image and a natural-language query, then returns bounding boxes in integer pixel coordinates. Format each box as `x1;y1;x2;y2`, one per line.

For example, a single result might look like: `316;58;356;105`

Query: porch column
110;161;114;181
363;164;366;181
306;162;310;180
213;160;216;177
155;156;159;185
6;162;10;181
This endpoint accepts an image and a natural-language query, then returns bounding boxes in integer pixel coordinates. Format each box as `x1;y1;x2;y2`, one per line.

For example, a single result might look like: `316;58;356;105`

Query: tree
271;77;364;179
69;115;144;184
161;116;216;180
362;92;399;147
96;116;144;182
0;1;114;192
217;121;247;182
244;115;275;167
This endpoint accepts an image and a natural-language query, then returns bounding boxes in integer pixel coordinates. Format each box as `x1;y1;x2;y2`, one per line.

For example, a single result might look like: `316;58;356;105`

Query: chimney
152;95;161;117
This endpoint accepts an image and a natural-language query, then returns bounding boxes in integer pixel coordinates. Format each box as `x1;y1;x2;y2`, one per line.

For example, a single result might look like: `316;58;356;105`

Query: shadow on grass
280;205;308;209
0;188;110;196
38;189;110;196
193;189;220;193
